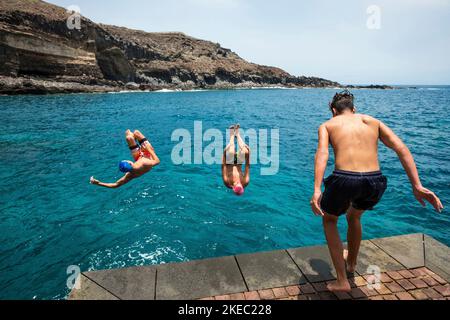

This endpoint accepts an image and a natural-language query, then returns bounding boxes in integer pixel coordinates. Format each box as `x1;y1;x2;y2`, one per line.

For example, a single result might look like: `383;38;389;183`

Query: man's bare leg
133;130;161;164
134;130;154;149
323;213;351;292
344;207;365;273
134;129;154;157
125;129;136;146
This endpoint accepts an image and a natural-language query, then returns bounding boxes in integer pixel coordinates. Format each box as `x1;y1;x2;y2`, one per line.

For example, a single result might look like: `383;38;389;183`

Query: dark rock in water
346;84;394;90
0;0;390;95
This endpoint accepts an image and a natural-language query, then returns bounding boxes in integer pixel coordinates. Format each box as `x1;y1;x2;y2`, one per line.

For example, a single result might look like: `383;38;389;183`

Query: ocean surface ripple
0;87;449;299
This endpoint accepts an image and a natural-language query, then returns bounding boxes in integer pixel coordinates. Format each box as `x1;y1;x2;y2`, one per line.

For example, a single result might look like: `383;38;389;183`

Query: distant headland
0;0;393;95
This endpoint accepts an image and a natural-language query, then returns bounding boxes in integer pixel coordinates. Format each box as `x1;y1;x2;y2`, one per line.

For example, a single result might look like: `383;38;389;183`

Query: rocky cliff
0;0;342;94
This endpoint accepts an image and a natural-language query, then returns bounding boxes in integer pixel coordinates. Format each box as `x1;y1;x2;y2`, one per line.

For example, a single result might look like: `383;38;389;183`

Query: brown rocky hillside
0;0;341;94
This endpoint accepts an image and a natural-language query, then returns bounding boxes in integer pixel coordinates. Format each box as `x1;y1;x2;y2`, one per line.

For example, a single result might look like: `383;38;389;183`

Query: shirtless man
222;125;250;196
311;90;443;293
90;130;160;189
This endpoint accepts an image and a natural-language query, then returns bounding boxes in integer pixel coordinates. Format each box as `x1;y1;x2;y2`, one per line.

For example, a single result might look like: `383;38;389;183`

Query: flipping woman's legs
224;127;236;165
236;129;249;164
235;127;247;150
235;128;249;164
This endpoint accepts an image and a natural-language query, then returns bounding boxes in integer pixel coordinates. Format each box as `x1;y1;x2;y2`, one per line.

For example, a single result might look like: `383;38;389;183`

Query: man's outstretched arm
379;121;443;212
311;124;330;216
90;174;133;189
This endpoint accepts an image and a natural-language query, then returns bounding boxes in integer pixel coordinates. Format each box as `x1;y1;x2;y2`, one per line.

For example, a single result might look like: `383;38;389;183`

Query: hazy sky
47;0;450;85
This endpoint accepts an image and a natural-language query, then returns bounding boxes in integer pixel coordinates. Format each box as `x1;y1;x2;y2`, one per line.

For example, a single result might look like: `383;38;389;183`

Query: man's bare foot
343;249;356;273
327;280;351;293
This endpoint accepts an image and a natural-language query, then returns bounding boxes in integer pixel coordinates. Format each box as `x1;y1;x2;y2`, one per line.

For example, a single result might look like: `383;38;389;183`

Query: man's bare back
324;114;380;172
130;153;155;177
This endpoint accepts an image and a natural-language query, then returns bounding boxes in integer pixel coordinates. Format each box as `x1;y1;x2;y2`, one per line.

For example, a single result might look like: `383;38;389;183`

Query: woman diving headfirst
90;130;160;189
222;124;251;196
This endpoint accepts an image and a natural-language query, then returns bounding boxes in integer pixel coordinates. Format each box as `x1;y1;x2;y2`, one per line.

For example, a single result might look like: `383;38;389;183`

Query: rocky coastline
0;0;392;95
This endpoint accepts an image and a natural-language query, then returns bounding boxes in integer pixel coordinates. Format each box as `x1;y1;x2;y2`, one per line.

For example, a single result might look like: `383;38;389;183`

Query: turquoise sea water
0;87;449;299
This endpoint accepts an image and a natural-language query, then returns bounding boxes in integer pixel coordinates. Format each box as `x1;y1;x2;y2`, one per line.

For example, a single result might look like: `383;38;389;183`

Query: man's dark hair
330;90;355;113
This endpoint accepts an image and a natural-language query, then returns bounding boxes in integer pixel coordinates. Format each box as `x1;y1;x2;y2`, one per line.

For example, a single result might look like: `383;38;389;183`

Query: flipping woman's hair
330;90;355;113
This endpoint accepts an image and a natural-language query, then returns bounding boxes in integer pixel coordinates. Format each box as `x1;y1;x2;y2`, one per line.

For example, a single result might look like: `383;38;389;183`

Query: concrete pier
69;233;450;300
